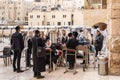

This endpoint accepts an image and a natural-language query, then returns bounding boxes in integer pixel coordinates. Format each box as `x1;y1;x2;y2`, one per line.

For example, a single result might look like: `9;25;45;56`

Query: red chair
64;48;78;75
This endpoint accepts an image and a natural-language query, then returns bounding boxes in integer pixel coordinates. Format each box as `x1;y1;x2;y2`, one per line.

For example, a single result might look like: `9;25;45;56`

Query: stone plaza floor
0;59;120;80
0;38;120;80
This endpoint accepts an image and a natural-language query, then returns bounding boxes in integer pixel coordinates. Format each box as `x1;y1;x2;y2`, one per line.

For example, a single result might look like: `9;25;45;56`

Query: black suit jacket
32;36;46;72
11;32;24;51
66;38;79;49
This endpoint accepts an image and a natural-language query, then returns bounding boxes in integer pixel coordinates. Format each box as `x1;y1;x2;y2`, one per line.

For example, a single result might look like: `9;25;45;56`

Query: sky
25;0;34;1
11;0;34;1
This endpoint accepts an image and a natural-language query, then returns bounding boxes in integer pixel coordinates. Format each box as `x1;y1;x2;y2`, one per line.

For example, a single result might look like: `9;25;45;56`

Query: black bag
36;38;46;57
37;47;46;57
3;47;12;56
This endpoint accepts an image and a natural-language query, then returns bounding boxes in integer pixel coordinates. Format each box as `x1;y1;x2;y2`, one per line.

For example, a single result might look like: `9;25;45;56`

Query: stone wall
84;9;107;27
108;0;120;75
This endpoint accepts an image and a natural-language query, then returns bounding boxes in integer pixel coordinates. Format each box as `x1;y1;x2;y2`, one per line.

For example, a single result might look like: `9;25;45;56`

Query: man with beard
32;30;46;79
94;29;104;57
11;25;24;73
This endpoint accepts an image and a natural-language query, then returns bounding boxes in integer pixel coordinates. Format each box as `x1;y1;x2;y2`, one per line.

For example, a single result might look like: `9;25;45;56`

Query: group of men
10;25;104;79
11;25;45;79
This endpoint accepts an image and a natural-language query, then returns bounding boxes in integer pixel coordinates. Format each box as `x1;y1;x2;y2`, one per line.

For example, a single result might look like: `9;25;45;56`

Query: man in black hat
66;31;79;69
32;30;46;79
11;25;24;73
94;29;104;57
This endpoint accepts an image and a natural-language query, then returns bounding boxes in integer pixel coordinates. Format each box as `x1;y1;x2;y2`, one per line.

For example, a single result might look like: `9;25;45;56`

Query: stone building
28;0;107;27
29;0;120;76
0;0;34;25
107;0;120;75
28;10;84;26
34;0;41;2
84;0;107;9
33;0;84;11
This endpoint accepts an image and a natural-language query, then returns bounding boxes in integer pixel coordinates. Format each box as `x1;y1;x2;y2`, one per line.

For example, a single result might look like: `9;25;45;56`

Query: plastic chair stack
0;46;12;66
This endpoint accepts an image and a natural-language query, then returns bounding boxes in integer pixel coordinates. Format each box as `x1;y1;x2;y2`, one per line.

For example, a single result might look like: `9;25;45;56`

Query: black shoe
27;65;33;68
13;69;17;72
17;70;24;73
36;76;45;79
29;65;33;67
68;67;74;70
34;72;39;78
68;67;71;69
80;62;85;64
34;75;37;78
26;65;33;68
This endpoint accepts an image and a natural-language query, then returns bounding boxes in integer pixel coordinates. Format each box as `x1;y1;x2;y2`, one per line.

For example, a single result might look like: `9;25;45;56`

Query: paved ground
0;60;120;80
0;38;120;80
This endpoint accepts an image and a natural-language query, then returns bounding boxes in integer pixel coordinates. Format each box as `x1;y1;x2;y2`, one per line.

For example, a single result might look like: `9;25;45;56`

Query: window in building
57;22;61;26
71;20;74;25
71;14;74;25
53;22;54;26
42;21;44;26
102;0;107;9
18;12;20;15
38;22;39;26
30;15;33;19
64;22;65;25
63;15;66;18
68;22;71;25
15;7;17;9
2;17;4;20
31;22;32;26
25;17;28;21
52;15;55;18
37;15;40;18
26;13;28;16
9;7;12;9
71;14;74;18
57;4;61;8
2;12;4;15
47;22;50;26
17;17;20;20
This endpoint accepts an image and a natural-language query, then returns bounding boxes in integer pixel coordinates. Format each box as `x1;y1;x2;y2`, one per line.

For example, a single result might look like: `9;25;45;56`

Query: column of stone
108;0;120;75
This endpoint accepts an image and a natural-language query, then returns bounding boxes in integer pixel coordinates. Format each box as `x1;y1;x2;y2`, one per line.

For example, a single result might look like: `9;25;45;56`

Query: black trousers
13;49;22;71
67;55;75;68
46;55;59;69
95;46;102;57
34;72;41;77
26;48;32;67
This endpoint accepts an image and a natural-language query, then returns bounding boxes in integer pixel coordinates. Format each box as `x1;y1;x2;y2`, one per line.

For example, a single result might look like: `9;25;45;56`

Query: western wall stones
108;0;120;75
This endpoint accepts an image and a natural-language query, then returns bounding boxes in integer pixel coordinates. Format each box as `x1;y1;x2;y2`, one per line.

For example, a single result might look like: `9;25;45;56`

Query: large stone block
110;53;120;68
84;10;107;26
109;67;120;75
112;0;120;3
111;38;120;53
110;19;120;36
112;5;120;9
107;38;120;53
108;0;120;76
111;9;120;18
108;38;120;75
109;53;120;75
